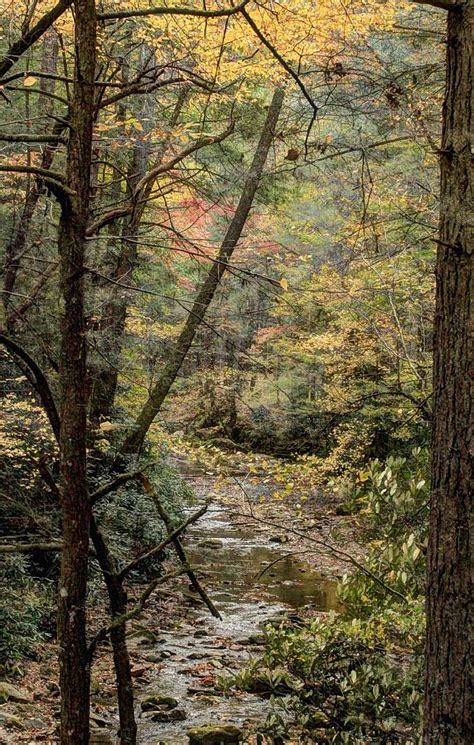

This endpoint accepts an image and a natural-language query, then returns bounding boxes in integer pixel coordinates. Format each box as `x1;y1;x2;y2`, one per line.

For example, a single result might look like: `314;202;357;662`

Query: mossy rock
187;724;242;744
141;694;178;712
0;682;32;704
126;628;156;645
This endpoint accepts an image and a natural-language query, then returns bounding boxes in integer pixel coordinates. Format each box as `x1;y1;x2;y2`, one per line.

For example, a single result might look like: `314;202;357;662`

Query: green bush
234;449;429;743
93;457;193;579
0;555;55;669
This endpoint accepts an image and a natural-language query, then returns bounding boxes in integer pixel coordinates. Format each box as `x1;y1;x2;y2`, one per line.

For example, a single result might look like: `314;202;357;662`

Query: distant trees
0;0;472;743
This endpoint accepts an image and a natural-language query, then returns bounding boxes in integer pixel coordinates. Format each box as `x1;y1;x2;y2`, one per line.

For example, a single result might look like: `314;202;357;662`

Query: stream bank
1;469;356;745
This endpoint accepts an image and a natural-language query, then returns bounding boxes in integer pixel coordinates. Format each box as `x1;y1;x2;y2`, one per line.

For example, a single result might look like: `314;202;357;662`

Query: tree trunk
88;88;188;423
89;518;137;745
424;1;473;743
120;87;284;454
56;0;96;742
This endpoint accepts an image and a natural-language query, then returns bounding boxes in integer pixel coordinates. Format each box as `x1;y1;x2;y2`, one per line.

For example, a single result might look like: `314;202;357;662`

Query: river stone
0;710;25;729
187;651;211;660
268;535;286;543
187;723;242;744
90;711;109;727
0;682;32;704
197;538;223;549
150;708;186;722
127;628;156;645
25;717;48;729
143;652;164;663
141;694;178;712
89;731;115;745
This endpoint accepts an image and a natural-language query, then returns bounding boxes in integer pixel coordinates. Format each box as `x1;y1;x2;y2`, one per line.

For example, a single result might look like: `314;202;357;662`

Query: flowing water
134;475;339;743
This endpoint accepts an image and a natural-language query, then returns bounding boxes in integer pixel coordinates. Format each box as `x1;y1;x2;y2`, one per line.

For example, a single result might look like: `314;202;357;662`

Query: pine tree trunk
423;1;473;742
56;0;96;742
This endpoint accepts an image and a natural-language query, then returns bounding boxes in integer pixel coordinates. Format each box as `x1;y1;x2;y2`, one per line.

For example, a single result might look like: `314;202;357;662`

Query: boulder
187;723;242;744
89;731;115;745
0;681;32;704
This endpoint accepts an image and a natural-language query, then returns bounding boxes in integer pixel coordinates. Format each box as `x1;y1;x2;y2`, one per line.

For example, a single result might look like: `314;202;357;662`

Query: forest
0;0;472;743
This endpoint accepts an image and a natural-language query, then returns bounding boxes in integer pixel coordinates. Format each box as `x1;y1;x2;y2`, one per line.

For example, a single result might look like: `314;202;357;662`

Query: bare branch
0;542;62;553
90;462;158;506
119;501;210;579
88;569;186;659
0;133;66;144
86;121;234;236
0;0;73;80
241;8;318;116
98;0;250;22
0;333;61;442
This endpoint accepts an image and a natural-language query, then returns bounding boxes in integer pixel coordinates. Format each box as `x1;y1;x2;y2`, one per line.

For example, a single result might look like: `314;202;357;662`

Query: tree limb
0;0;73;80
0;333;61;443
0;542;62;553
89;462;158;505
98;0;250;22
0;133;67;144
86;121;234;236
118;501;210;579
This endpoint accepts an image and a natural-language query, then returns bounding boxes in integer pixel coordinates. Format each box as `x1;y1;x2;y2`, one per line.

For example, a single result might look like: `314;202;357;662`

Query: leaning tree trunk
56;0;96;742
424;1;473;743
120;87;285;454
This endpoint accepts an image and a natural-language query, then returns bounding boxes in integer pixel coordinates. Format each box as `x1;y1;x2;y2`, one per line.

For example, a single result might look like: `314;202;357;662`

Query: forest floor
0;461;361;744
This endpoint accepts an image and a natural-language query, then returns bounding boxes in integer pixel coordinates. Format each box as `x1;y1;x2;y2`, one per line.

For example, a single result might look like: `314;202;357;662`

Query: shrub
234;449;429;743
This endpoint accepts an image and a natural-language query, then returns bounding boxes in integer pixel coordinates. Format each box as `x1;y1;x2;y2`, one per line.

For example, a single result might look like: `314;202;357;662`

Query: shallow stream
136;475;339;743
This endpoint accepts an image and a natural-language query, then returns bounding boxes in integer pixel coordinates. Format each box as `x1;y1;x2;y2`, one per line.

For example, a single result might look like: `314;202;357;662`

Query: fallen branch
119;501;210;579
88;568;186;660
140;475;222;619
0;541;62;553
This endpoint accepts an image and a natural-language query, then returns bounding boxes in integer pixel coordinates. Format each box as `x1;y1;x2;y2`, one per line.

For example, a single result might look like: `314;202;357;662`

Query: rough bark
56;0;96;742
89;518;137;745
120;87;284;454
423;1;473;742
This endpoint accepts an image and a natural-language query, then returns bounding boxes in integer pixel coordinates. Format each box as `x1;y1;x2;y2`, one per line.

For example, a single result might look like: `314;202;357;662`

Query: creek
135;474;339;743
